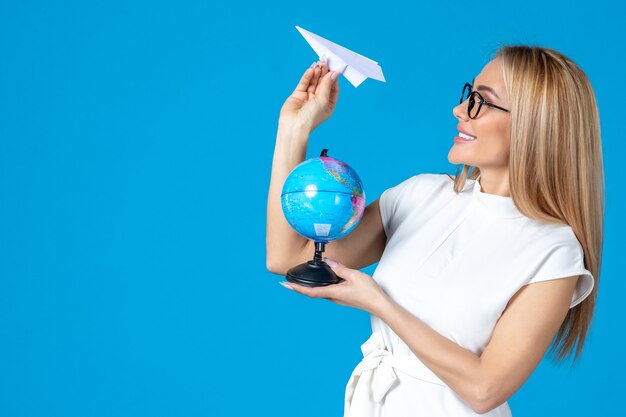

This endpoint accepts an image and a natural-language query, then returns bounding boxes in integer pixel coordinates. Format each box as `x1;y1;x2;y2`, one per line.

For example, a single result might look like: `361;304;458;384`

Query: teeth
459;132;476;140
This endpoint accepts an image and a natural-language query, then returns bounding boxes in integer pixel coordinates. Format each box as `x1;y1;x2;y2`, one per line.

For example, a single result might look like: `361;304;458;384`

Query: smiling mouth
458;131;477;140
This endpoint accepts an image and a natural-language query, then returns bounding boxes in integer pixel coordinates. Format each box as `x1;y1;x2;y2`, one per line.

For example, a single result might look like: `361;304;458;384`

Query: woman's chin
448;149;470;165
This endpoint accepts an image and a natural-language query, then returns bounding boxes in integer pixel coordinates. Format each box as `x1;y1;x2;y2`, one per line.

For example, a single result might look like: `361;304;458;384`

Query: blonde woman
266;45;604;417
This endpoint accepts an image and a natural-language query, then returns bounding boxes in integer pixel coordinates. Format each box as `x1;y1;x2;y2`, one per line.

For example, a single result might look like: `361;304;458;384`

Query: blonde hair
451;45;605;365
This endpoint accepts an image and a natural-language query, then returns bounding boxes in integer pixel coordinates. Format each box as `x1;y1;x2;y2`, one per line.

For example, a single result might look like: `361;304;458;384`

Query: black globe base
285;241;345;287
286;260;345;287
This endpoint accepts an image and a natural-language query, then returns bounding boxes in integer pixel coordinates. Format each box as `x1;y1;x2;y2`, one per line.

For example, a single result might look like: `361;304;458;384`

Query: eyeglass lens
461;84;481;118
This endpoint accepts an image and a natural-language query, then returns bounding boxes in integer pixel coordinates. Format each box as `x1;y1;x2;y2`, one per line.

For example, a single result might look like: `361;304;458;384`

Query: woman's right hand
279;59;341;132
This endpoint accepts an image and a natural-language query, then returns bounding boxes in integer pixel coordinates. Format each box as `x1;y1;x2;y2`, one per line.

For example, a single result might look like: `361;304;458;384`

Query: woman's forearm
374;294;486;412
266;121;312;273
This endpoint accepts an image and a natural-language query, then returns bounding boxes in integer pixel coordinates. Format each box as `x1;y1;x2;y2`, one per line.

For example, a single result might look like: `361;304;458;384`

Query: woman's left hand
279;257;388;315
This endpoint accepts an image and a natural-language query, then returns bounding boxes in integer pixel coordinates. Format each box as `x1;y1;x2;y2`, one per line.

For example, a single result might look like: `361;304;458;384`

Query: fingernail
324;257;338;268
279;281;294;290
330;71;339;80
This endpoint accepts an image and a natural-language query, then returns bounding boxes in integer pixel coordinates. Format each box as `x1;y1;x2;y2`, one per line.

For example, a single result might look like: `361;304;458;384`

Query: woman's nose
453;101;469;121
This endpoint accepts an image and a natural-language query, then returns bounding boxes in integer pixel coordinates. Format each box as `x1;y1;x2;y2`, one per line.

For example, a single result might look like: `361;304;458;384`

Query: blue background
0;1;622;416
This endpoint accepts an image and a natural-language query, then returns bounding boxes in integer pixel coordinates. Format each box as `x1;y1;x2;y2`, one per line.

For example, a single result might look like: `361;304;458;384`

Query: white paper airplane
295;25;386;88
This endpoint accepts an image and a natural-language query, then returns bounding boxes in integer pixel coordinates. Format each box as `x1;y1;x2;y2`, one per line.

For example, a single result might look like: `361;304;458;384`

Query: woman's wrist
371;289;395;319
277;119;313;142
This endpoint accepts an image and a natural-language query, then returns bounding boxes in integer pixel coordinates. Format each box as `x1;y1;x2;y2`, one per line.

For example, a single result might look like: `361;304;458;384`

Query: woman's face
449;58;511;171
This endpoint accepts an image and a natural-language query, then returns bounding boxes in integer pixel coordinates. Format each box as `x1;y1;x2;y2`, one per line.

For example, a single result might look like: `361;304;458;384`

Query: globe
280;149;366;287
281;150;366;243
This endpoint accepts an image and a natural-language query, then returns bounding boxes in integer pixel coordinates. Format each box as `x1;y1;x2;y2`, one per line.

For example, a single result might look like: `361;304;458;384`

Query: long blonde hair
451;45;605;365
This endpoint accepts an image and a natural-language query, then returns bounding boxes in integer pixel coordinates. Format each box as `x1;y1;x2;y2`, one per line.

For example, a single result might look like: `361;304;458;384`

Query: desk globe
281;149;366;286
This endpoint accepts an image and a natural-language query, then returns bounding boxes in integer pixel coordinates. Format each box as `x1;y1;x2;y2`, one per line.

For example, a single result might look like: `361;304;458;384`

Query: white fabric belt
344;331;447;417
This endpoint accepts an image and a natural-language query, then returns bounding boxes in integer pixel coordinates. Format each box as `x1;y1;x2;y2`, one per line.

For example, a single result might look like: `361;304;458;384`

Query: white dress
343;173;595;417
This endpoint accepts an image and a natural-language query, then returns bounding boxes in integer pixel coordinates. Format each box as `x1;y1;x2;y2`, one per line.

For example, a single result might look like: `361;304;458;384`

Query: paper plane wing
295;25;386;88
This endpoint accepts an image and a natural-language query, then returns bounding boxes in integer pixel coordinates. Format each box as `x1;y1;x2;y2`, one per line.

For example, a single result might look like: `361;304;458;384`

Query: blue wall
0;1;622;415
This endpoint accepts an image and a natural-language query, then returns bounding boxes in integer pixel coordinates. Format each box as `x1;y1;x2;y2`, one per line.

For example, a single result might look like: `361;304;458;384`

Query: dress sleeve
524;238;595;309
378;174;422;239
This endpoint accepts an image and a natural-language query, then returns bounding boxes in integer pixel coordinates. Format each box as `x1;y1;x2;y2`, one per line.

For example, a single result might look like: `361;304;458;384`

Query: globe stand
286;241;346;287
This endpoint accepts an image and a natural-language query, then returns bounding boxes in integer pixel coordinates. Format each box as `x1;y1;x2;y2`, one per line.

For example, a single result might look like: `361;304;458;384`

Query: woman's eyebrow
472;78;501;100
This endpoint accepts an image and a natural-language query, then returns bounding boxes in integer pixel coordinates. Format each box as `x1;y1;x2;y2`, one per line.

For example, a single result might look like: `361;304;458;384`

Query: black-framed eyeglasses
460;80;510;119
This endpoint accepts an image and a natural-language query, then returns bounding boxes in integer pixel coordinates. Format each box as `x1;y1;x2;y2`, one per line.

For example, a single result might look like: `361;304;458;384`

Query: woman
266;45;604;416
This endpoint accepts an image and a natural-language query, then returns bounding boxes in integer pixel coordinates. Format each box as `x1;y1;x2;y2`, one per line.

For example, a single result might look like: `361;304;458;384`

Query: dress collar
471;175;524;219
